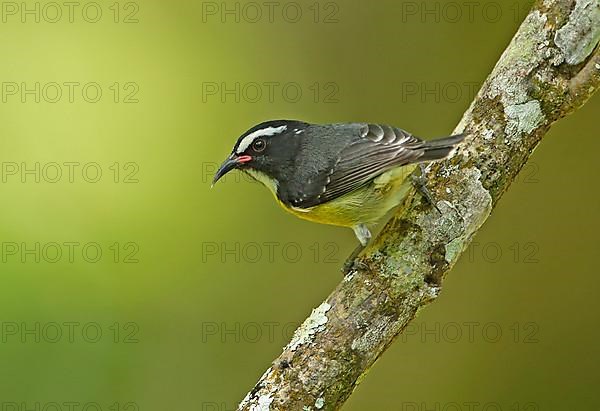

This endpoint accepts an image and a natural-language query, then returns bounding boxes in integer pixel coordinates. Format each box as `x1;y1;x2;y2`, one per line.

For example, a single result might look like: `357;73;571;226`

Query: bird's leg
342;224;371;274
342;243;365;274
353;224;371;247
411;164;441;213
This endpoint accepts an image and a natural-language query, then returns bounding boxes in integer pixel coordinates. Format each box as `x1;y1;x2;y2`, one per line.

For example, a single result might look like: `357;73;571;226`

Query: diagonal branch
238;1;600;410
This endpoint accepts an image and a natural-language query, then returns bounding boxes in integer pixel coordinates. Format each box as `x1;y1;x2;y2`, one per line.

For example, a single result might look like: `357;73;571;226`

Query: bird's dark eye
252;138;266;152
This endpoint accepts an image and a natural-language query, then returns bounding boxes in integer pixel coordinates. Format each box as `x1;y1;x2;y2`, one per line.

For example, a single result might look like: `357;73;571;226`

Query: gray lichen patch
505;100;545;136
555;0;600;65
445;237;464;265
473;18;552;140
482;10;552;139
442;168;492;264
351;315;393;353
286;302;332;351
421;200;463;240
252;394;274;411
238;367;276;411
487;11;549;104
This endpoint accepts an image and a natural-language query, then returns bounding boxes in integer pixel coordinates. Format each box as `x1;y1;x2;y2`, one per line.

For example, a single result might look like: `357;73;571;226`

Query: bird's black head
212;120;309;187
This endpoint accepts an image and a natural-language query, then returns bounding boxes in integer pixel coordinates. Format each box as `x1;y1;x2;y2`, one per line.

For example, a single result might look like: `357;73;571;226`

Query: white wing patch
236;125;287;154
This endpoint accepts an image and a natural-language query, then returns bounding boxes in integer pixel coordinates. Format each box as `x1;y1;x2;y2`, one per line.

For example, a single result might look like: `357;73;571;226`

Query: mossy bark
238;1;600;410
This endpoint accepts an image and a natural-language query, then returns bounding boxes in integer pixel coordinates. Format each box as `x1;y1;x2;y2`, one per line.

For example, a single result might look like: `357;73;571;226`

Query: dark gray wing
296;123;428;208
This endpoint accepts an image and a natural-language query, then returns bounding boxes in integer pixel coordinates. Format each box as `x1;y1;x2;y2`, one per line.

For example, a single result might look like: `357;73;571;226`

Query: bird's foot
411;165;441;214
342;247;369;274
342;225;372;274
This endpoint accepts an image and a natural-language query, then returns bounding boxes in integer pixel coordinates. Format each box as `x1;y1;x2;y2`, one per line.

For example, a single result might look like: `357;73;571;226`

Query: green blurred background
0;0;598;410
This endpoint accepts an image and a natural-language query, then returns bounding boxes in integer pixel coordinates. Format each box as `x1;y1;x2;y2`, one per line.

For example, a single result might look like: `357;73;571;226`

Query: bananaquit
212;120;465;247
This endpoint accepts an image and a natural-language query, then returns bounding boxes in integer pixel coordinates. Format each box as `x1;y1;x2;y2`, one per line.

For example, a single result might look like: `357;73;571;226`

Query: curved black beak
211;155;251;187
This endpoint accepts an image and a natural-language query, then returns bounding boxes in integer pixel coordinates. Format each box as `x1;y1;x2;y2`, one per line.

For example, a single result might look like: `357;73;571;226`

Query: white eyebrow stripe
236;125;287;154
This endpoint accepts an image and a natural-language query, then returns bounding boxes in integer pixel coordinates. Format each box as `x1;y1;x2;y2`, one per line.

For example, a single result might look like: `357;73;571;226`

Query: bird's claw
411;165;441;214
341;242;369;274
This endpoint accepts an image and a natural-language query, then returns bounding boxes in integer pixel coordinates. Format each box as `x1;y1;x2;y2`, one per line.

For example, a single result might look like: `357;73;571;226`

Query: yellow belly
282;165;416;228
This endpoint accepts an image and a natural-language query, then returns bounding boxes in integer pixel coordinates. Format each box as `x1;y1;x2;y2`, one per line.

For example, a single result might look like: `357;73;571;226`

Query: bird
212;120;465;248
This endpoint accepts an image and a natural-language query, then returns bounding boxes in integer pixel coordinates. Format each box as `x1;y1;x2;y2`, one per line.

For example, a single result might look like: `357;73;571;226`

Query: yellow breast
279;165;416;228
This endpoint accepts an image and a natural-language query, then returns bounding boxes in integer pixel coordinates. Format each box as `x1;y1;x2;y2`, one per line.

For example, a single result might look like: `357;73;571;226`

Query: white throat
244;169;279;197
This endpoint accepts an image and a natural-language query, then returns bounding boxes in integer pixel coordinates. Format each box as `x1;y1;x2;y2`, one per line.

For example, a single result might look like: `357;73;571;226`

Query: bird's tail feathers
420;134;466;161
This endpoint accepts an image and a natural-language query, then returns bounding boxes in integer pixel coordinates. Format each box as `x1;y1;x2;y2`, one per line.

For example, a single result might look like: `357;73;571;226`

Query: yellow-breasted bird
212;120;464;247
